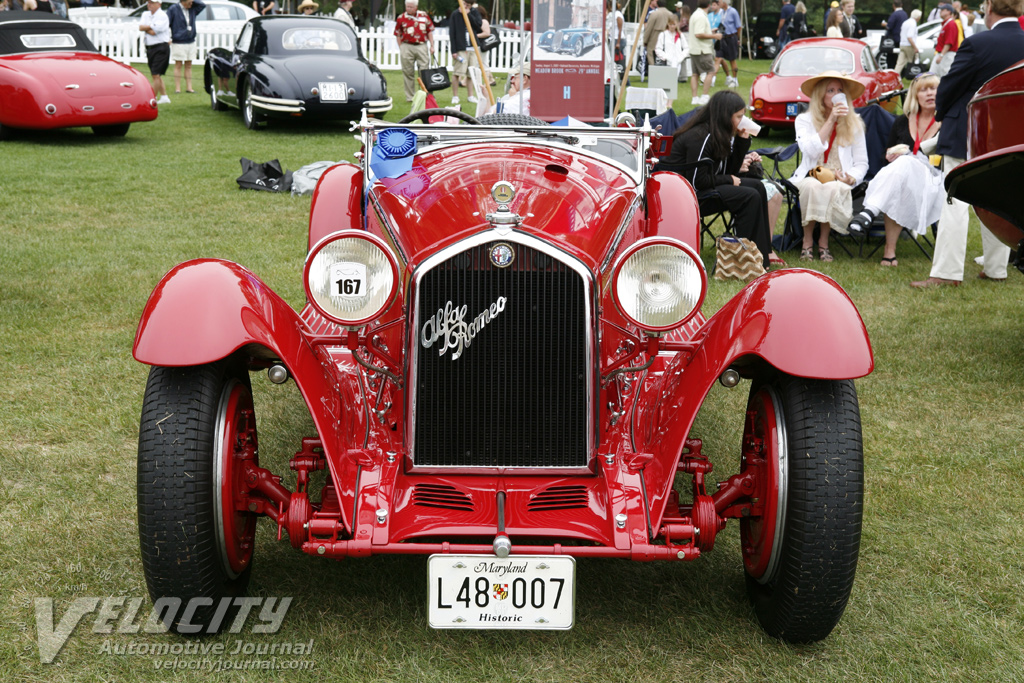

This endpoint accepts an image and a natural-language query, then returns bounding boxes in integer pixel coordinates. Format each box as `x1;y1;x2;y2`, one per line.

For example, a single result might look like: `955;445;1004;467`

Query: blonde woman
790;71;868;261
826;8;844;37
848;73;943;265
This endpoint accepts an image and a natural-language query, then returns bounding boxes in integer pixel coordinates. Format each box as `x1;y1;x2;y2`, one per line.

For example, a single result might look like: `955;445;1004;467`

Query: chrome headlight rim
303;230;400;328
610;237;707;333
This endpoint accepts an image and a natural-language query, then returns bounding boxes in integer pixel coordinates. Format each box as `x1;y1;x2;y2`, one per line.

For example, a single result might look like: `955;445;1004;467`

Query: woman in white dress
848;73;944;266
790;71;868;261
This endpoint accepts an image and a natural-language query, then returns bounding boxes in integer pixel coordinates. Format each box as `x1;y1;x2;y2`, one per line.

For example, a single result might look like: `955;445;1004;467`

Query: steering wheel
398;108;481;125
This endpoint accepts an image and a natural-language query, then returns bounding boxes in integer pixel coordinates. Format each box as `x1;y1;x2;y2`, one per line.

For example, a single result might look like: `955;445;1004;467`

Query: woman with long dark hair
662;91;783;268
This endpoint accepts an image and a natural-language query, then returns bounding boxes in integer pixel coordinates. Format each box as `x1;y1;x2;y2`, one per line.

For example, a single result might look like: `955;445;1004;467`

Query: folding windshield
363;124;648;182
774;46;856;76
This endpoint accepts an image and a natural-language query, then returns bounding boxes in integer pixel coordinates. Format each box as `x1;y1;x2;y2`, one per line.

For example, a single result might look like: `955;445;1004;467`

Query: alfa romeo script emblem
421;297;507;361
489;243;515;268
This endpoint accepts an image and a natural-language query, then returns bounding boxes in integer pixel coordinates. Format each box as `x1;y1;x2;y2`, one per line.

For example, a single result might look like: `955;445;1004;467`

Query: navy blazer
935;19;1024;159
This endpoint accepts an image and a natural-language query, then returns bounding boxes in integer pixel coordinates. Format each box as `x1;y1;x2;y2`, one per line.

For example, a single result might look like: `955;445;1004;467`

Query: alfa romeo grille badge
489;243;515;268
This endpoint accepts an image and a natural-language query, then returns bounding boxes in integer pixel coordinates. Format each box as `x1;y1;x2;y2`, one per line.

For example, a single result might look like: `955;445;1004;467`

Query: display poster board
530;0;606;121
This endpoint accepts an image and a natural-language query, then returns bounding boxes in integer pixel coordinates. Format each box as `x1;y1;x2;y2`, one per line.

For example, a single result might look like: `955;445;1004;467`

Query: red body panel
308;163;364;250
0;52;157;130
366;142;638;271
960;60;1024;247
749;38;902;128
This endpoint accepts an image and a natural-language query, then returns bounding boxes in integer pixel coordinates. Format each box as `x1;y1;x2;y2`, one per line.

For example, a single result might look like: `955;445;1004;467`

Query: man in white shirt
138;0;171;104
688;0;721;104
894;8;921;77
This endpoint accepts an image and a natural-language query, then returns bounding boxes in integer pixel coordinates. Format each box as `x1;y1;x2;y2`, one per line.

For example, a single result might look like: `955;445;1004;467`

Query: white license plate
428;555;575;630
319;82;348;102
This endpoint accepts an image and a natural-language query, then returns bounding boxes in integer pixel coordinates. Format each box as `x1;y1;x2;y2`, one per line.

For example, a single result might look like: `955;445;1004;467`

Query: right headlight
303;230;400;328
611;238;706;333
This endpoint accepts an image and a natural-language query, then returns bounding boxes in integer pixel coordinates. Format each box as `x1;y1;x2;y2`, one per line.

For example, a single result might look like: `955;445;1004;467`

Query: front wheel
241;81;263;130
740;374;863;643
137;361;259;633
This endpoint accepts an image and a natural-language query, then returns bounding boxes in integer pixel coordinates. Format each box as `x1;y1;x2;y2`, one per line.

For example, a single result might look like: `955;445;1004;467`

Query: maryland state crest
492;583;509;601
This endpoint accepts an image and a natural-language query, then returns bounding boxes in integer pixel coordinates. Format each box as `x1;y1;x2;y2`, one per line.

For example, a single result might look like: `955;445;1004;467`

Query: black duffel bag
236;158;292;193
419;57;451;92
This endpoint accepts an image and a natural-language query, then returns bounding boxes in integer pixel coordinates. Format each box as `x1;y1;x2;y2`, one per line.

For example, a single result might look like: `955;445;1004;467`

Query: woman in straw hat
790;70;868;261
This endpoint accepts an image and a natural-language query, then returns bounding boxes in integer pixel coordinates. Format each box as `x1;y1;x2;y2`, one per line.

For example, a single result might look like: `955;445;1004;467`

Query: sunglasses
913;71;938;80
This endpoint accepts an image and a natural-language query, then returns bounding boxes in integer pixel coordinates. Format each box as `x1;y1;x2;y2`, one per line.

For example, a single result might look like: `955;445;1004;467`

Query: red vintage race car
134;109;873;642
0;11;157;139
946;59;1024;264
749;37;902;131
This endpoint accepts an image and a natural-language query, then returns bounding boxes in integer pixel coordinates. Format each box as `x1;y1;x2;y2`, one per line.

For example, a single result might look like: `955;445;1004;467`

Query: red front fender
133;259;342;455
636;268;873;528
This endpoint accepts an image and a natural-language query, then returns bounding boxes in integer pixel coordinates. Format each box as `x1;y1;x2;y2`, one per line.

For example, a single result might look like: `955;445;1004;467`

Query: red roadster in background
134;110;873;642
749;37;902;131
0;11;157;139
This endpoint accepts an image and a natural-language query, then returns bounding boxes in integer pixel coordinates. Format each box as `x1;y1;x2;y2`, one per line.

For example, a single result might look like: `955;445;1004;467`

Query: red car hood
3;51;148;98
753;72;874;107
368;142;639;271
752;73;808;104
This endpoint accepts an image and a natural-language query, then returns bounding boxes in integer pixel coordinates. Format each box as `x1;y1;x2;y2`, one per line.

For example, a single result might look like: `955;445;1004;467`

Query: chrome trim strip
251;94;304;107
364;97;393;112
252;101;305;113
599;196;641;275
970;89;1024;105
366;192;408;266
406;229;598;471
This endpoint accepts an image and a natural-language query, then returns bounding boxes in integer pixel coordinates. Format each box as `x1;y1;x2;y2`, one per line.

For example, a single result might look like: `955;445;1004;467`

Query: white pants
930;155;1011;281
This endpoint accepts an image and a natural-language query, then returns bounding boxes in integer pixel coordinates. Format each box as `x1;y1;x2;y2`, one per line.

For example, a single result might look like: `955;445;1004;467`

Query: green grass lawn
1;63;1023;682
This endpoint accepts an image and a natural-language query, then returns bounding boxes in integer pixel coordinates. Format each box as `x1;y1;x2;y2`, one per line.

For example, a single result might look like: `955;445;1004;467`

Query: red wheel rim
215;379;258;578
740;386;787;583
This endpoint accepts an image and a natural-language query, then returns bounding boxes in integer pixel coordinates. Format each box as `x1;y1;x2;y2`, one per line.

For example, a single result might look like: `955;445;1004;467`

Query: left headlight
611;238;706;333
304;230;400;327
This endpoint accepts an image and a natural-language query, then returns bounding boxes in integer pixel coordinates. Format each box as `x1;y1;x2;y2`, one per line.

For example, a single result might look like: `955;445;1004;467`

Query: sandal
769;253;787;267
880;256;898;267
818;247;834;263
799;247;814;261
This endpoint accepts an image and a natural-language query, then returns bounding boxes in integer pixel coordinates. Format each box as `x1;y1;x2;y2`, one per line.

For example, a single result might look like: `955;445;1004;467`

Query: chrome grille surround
407;230;596;473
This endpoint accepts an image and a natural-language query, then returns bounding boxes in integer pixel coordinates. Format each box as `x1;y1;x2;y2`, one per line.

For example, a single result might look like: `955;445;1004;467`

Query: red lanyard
823;127;838;164
913;112;935;154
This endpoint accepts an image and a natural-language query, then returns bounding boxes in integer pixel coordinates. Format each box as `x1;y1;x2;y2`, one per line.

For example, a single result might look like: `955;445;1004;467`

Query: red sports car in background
749;37;902;132
0;11;157;139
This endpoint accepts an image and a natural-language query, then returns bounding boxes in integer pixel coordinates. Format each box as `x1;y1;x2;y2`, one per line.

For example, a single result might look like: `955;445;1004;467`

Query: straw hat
799;70;865;100
298;0;319;11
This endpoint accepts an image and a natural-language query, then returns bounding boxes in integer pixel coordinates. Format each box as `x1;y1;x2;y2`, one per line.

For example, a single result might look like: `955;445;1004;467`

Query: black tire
137;361;259;634
398;107;481;125
476;113;549;127
208;69;225;112
740;374;863;643
92;123;130;137
241;80;263;130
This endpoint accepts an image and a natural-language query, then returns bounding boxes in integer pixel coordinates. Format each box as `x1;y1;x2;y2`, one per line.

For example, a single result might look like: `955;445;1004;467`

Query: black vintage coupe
206;15;391;130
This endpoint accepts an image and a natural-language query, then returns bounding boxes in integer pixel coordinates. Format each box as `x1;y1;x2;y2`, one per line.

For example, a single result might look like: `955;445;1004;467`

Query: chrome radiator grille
412;239;589;468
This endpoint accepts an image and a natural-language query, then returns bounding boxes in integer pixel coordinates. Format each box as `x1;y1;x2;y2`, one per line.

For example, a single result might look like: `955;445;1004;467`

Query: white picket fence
74;18;529;74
